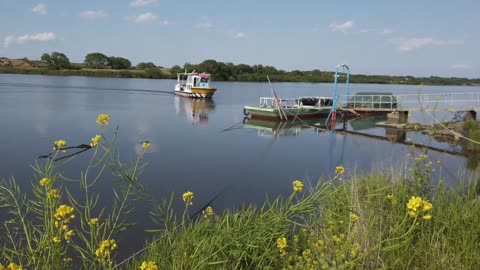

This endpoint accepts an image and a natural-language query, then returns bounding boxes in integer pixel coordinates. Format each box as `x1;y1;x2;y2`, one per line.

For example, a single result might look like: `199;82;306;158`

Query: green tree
40;52;71;70
84;52;109;69
108;56;132;69
136;62;156;70
168;65;183;78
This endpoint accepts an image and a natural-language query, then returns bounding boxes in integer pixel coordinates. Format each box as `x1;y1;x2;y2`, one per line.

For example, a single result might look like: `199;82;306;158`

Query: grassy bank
1;114;479;269
128;170;480;269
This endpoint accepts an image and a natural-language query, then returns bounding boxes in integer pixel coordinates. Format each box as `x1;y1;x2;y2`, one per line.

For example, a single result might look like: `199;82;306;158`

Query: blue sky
0;0;479;78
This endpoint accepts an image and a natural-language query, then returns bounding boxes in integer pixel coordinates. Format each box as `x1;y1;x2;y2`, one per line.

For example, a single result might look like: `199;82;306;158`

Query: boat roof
176;72;211;78
354;92;394;96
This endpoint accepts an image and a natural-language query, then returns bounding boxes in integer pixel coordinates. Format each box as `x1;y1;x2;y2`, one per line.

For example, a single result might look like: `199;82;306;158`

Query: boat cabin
176;71;212;91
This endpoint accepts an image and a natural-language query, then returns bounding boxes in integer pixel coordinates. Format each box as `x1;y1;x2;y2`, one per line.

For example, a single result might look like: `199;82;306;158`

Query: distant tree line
39;51;159;71
169;59;480;85
3;53;479;86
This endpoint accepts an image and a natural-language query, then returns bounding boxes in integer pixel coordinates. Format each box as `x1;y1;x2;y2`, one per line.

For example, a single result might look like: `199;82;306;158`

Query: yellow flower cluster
140;261;158;270
276;237;288;256
63;258;73;263
54;205;75;226
0;263;22;270
95;239;117;264
293;180;304;193
96;114;110;126
53;237;61;244
47;189;60;199
54;140;67;151
39;177;50;187
54;205;76;243
350;213;359;223
386;194;397;206
335;166;345;175
142;141;151;150
64;229;75;242
407;196;433;220
414;153;429;162
88;218;99;226
90;135;101;147
182;191;194;205
203;206;214;218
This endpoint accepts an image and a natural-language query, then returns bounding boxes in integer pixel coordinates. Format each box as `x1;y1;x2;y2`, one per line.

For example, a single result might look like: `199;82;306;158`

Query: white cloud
359;28;374;33
233;32;246;39
80;10;108;19
379;28;393;35
131;12;157;24
32;3;47;15
4;32;57;47
391;37;464;51
160;20;171;25
130;0;158;7
194;17;213;29
450;64;472;69
3;36;15;47
329;21;354;32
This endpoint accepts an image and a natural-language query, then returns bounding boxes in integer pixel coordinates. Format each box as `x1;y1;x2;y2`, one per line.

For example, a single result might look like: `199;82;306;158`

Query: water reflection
243;117;327;138
174;96;215;124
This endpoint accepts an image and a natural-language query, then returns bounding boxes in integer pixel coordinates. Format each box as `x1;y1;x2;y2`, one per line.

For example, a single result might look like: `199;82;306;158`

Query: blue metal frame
325;64;350;125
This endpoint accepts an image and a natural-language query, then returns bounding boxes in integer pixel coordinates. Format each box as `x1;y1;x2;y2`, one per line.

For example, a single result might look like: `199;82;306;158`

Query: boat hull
175;87;216;98
244;105;331;120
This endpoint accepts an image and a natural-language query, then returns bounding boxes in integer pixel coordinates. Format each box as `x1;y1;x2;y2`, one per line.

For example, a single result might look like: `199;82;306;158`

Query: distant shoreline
1;65;479;86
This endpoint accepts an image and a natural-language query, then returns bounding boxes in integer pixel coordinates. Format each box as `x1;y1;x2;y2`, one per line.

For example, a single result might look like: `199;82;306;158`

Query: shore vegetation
1;55;480;86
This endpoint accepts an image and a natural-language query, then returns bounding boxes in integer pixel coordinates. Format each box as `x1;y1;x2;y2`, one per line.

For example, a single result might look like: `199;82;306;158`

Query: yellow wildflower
63;258;73;263
90;135;101;147
386;194;397;206
39;177;50;187
422;201;433;211
53;237;61;244
277;237;288;250
95;239;117;264
140;261;158;270
407;196;433;219
292;180;304;193
54;205;75;227
350;213;359;223
89;218;99;226
5;263;22;270
64;229;75;242
54;140;67;151
335;166;345;175
182;191;194;205
96;114;110;126
141;141;151;150
203;206;214;218
47;189;60;199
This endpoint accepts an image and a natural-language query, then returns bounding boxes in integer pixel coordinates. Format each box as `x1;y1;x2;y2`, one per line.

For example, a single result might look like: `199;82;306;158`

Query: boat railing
345;94;397;109
260;96;334;108
259;97;299;108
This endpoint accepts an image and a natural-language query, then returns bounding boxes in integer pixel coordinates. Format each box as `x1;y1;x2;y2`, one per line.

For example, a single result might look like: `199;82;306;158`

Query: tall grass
1;115;479;269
